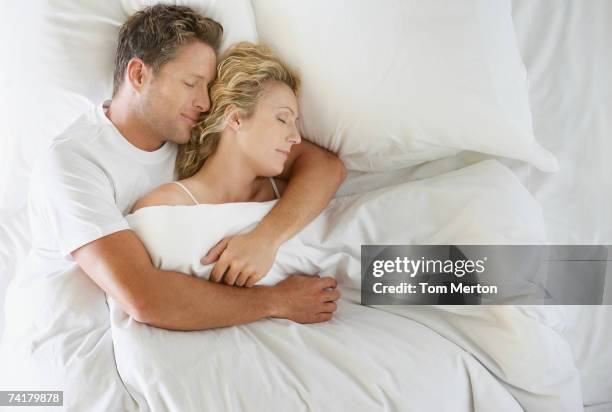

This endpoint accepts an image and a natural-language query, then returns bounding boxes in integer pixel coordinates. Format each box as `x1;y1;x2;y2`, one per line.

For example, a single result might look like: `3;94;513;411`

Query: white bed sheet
512;0;612;245
2;160;581;411
108;160;584;411
511;4;612;406
109;292;525;412
340;1;612;408
109;286;585;412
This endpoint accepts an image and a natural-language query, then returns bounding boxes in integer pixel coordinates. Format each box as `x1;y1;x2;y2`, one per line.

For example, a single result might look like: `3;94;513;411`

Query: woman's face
235;81;301;176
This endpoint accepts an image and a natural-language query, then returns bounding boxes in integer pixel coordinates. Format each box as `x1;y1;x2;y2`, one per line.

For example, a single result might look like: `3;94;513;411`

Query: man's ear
224;104;242;132
126;58;149;93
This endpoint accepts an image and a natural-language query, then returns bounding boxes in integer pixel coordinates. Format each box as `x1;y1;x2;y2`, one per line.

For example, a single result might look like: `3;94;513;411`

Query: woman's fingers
235;272;250;287
223;263;242;286
245;273;261;288
201;238;230;265
210;261;228;282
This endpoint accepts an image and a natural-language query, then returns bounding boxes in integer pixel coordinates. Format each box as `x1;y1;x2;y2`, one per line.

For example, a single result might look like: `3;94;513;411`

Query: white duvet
126;160;547;288
107;160;582;411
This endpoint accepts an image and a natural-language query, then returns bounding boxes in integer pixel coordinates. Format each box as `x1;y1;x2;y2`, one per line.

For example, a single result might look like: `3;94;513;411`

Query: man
31;5;345;331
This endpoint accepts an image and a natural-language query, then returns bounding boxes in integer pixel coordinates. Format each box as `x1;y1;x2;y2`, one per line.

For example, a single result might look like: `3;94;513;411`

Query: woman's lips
276;149;290;157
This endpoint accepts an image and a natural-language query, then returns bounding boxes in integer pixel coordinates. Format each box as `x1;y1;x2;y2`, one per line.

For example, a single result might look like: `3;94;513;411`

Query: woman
131;42;302;285
128;42;417;294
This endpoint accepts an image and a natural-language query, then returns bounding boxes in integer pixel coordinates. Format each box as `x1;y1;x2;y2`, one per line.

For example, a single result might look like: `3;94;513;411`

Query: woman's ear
224;104;242;132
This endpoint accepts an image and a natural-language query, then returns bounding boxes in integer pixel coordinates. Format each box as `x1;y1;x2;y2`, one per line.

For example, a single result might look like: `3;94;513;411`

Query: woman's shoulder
131;182;194;213
253;176;287;201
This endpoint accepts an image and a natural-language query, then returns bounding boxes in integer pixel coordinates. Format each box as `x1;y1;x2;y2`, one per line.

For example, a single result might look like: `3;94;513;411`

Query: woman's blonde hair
176;41;301;179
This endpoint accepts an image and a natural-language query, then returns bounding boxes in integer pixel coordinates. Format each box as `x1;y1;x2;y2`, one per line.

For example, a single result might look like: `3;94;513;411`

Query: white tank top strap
172;181;199;205
269;177;280;199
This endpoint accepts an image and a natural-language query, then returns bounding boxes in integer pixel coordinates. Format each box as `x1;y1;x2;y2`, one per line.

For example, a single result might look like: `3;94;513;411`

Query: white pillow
1;0;257;214
252;0;558;172
0;0;258;315
120;0;258;53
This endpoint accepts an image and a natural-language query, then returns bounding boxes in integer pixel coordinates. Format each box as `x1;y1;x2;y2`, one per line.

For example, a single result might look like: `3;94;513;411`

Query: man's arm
73;229;340;331
259;138;346;245
206;139;346;286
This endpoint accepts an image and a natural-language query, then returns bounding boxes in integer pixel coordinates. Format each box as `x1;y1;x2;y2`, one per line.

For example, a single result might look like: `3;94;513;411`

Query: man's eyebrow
277;106;297;115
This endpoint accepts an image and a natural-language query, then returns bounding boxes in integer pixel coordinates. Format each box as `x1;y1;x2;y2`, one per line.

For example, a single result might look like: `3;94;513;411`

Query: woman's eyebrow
276;107;299;121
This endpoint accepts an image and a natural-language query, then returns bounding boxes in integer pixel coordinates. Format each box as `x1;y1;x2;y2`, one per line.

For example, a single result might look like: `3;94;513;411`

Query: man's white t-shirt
0;102;176;410
26;102;177;277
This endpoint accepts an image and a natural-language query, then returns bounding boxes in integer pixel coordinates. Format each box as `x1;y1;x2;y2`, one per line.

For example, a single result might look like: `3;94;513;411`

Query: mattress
0;0;611;410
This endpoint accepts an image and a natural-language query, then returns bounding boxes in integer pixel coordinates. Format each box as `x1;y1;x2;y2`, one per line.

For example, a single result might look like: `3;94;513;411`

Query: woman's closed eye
277;117;287;124
184;81;196;88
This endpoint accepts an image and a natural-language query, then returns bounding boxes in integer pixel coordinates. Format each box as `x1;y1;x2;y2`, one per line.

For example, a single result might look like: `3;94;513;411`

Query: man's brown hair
112;4;223;96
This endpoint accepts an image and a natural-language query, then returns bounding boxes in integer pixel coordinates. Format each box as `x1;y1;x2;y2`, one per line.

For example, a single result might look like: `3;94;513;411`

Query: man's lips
181;114;198;126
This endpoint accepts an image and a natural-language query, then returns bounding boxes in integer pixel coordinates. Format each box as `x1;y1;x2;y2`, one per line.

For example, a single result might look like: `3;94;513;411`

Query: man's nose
193;89;210;113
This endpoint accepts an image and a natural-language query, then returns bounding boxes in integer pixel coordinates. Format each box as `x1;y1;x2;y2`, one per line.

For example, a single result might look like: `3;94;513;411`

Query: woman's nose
288;124;302;145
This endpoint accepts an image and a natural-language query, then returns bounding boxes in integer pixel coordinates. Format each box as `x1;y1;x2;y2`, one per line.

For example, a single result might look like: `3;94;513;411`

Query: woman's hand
202;230;280;287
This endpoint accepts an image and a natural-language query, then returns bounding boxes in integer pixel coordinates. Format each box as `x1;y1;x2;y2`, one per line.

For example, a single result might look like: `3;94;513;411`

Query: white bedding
111;294;576;412
335;2;612;406
126;160;545;287
1;0;611;410
110;160;581;411
510;4;612;405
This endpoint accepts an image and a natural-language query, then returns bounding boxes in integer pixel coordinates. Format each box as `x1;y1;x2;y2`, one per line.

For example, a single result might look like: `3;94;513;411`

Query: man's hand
202;230;279;287
267;275;340;324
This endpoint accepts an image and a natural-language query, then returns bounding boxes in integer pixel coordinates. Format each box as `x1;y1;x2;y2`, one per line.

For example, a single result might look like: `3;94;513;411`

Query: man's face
139;40;217;145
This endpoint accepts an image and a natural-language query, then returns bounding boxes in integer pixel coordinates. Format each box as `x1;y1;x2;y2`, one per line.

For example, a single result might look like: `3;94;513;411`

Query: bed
0;0;610;411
